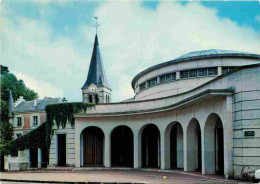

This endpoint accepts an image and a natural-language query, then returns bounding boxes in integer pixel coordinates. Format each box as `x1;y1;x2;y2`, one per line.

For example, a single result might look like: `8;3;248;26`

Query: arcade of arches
79;113;226;175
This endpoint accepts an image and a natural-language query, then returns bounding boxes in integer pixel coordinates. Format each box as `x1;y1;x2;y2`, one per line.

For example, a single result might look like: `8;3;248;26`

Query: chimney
14;96;25;107
34;100;37;107
62;97;67;103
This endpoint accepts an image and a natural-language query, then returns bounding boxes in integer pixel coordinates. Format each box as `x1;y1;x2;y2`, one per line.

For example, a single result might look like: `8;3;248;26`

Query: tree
0;65;38;144
0;65;38;122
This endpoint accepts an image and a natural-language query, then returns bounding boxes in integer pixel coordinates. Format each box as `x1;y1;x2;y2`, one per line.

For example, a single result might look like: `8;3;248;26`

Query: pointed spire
81;34;110;89
8;91;14;118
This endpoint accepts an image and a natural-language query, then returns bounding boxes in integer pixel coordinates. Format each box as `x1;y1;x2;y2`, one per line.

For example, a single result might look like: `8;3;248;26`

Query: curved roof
176;49;253;60
131;49;260;89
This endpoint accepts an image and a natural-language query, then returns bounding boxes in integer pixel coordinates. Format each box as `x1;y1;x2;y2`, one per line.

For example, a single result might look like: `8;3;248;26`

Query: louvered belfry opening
83;127;104;167
111;126;133;167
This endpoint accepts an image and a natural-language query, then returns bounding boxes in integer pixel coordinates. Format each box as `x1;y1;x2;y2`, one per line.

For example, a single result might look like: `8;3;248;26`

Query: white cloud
2;2;260;102
16;73;64;99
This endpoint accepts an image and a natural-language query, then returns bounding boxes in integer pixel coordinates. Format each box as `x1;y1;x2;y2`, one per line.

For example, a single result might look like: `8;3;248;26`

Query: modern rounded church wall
133;57;259;101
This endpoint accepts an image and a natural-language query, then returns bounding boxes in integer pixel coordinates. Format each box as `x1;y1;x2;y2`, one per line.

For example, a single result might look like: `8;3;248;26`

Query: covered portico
74;89;234;178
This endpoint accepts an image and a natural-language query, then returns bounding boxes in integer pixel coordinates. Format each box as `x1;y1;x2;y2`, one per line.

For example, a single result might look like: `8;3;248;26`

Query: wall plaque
244;131;255;137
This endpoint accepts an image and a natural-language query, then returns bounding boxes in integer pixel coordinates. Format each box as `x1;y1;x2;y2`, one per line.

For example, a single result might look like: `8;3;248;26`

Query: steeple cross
94;16;100;34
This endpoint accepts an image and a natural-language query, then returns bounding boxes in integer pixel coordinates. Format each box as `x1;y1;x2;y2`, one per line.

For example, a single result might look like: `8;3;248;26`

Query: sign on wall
244;131;255;137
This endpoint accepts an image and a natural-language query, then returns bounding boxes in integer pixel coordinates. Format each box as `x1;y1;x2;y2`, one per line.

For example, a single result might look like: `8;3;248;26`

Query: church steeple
81;34;110;89
81;17;111;104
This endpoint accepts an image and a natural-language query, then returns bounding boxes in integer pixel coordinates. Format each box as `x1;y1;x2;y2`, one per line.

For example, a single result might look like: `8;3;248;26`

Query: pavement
0;169;251;184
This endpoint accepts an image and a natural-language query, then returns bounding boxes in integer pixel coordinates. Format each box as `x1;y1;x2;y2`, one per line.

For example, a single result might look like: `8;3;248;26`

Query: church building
48;31;260;179
7;30;260;180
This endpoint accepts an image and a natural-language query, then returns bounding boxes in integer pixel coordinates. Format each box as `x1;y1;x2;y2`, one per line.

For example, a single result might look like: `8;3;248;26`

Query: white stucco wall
133;57;260;101
49;121;75;167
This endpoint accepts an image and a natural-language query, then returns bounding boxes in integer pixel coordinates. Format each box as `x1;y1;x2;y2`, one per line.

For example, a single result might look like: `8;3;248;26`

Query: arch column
134;132;141;168
75;129;81;167
202;122;215;174
183;130;188;171
161;128;170;170
104;132;111;167
224;96;233;178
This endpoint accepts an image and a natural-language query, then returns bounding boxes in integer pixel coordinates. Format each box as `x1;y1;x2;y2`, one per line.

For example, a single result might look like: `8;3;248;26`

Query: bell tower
81;17;112;104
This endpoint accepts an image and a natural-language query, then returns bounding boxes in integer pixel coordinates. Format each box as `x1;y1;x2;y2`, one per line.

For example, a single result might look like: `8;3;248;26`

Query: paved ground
0;169;250;184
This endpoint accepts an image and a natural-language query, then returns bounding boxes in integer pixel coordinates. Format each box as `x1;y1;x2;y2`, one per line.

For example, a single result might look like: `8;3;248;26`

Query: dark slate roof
82;35;110;89
131;49;260;89
14;98;61;113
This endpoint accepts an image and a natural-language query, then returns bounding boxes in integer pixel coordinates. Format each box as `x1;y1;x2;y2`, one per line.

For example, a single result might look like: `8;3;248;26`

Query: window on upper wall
180;71;189;79
160;73;176;83
222;67;234;74
17;117;22;127
208;68;218;76
140;83;146;91
95;95;99;104
16;134;22;138
189;69;197;78
198;68;207;76
33;116;38;126
89;95;93;103
148;78;157;87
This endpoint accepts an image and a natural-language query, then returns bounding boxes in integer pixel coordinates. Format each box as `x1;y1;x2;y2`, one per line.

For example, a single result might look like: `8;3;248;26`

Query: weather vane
94;16;100;34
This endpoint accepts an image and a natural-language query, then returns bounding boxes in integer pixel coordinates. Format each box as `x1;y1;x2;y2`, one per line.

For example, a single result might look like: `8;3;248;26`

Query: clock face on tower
91;87;95;92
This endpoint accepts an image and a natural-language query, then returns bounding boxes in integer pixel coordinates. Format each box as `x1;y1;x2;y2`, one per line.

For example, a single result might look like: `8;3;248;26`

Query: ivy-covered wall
0;102;94;156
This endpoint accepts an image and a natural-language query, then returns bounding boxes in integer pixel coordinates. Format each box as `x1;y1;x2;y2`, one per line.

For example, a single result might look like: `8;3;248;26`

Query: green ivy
45;102;94;148
0;102;94;156
0;122;46;155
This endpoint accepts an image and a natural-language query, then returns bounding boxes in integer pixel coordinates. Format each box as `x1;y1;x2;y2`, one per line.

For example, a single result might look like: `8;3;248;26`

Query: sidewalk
0;169;247;184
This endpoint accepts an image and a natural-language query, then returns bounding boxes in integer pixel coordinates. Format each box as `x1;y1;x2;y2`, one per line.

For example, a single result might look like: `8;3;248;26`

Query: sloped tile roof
82;35;110;89
14;98;61;113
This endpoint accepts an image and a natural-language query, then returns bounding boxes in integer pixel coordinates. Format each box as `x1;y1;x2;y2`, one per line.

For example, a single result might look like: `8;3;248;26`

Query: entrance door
58;134;66;166
30;148;38;168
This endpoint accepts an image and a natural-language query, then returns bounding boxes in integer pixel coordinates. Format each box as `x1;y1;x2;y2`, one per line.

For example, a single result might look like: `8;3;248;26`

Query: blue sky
2;1;260;102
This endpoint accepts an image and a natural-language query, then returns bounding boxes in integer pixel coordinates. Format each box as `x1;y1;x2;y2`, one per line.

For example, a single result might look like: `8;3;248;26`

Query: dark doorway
30;148;38;168
142;124;160;168
111;126;133;167
215;118;224;175
58;134;66;166
41;147;48;168
0;155;5;171
83;127;104;166
170;124;177;169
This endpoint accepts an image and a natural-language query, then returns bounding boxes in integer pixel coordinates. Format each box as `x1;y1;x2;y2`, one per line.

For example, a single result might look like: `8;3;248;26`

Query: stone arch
80;126;104;167
186;118;201;172
164;121;184;169
139;124;161;168
111;125;133;167
203;113;224;175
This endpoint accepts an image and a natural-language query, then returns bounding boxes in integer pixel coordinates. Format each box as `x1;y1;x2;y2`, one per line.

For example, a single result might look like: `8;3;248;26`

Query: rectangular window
180;70;189;79
171;73;176;81
16;134;22;138
165;74;172;82
198;68;207;76
160;76;166;83
222;67;234;74
208;68;218;76
33;116;38;126
189;69;197;78
140;83;146;91
148;78;157;87
17;117;22;127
